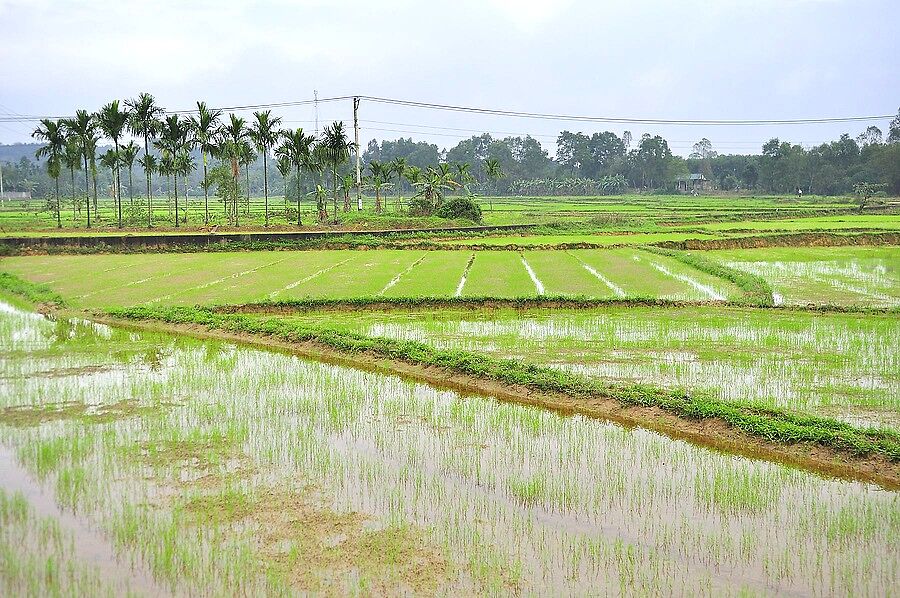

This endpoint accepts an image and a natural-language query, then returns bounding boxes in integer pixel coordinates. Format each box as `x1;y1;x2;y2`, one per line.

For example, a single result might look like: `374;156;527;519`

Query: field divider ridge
98;304;900;491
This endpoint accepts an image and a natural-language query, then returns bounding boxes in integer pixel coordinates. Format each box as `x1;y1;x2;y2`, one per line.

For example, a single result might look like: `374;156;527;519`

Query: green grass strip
215;295;899;316
0;272;67;307
107;305;900;462
640;246;774;306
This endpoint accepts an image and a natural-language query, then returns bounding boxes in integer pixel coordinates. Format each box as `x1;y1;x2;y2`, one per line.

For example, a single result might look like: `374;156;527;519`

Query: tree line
25;92;500;228
6;96;899;228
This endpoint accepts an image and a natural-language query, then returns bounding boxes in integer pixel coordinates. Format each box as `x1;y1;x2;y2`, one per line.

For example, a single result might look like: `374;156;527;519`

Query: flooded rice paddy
707;246;899;307
1;298;899;595
290;306;900;428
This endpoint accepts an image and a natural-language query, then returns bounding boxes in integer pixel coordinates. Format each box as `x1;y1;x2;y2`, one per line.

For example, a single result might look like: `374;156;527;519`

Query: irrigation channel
0;297;898;595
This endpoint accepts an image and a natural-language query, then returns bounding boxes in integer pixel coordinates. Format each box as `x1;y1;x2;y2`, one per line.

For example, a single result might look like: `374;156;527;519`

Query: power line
358;95;894;126
359;119;829;146
0;94;892;126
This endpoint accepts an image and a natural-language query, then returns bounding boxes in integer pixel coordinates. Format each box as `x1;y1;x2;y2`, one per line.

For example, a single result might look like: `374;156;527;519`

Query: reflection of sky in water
363;310;899;426
725;259;899;307
0;301;898;595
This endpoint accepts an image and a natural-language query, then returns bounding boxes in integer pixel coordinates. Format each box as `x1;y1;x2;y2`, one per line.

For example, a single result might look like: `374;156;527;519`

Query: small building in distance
676;173;712;193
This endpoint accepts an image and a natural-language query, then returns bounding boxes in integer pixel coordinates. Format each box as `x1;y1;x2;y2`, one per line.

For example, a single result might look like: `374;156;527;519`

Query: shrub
434;196;482;223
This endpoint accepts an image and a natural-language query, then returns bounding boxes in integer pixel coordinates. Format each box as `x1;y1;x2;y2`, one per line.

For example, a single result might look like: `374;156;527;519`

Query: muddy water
1;299;898;595
0;444;169;597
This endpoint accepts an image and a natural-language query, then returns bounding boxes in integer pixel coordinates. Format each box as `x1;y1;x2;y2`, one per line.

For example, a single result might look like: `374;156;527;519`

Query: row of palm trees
33;92;506;229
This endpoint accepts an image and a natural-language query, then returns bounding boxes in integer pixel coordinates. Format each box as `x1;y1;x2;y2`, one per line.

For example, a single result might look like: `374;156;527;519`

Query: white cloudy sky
0;0;897;156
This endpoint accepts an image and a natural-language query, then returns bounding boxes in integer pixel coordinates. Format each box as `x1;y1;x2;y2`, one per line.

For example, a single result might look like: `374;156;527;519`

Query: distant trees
126;92;164;226
96;100;129;227
155;115;192;226
249;110;282;226
190;102;222;225
32;119;65;227
10;94;900;233
61;110;97;226
366;160;391;214
120;141;139;206
275;128;316;226
320;121;352;222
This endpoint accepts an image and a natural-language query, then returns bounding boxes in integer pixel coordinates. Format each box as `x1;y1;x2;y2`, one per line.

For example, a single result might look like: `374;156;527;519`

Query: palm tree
62;110;98;227
96;100;130;227
390;157;407;210
340;174;354;212
62;139;82;222
238;140;254;217
174;151;196;223
275;128;316;226
126;92;165;217
156;115;192;227
157;150;174;217
120;141;140;207
275;154;291;218
403;165;422;187
219;114;250;224
367;160;391;214
189;101;221;225
32;118;65;228
456;162;474;192
100;150;119;210
249;110;283;226
86;136;100;222
483;158;504;212
138;152;158;224
412;166;459;214
320;121;352;222
308;184;329;222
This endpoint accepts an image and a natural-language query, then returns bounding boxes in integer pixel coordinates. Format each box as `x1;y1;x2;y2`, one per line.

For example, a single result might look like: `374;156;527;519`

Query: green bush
434;196;482;223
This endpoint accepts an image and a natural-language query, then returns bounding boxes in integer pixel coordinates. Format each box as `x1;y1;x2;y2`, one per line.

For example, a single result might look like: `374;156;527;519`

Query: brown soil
657;231;900;251
0;399;169;427
90;315;900;491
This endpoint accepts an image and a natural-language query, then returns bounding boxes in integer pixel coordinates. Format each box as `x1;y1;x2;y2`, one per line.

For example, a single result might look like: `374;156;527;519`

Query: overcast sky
0;0;897;156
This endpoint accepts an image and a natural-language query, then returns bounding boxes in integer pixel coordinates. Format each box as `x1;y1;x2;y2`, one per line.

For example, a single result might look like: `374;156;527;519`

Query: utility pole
314;90;319;136
353;96;362;211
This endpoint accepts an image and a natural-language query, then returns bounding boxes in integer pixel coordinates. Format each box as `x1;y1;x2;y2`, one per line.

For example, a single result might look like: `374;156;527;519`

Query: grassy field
0;248;747;307
3;193;889;236
2;298;898;595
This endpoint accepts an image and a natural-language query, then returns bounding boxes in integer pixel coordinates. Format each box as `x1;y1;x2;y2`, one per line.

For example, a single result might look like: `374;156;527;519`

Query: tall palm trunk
55;177;61;228
203;153;209;225
245;165;250;217
174;170;179;227
296;165;301;226
115;140;122;228
69;166;76;222
83;155;91;228
129;166;134;207
332;166;338;222
144;134;152;227
262;149;269;226
92;171;97;220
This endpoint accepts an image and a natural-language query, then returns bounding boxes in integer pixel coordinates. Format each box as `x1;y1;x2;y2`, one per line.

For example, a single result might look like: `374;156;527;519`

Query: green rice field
1;299;897;596
288;305;900;427
1;198;899;595
0;248;745;307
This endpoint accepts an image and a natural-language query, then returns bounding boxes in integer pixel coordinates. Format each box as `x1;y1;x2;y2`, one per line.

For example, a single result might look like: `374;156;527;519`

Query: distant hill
0;143;44;163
